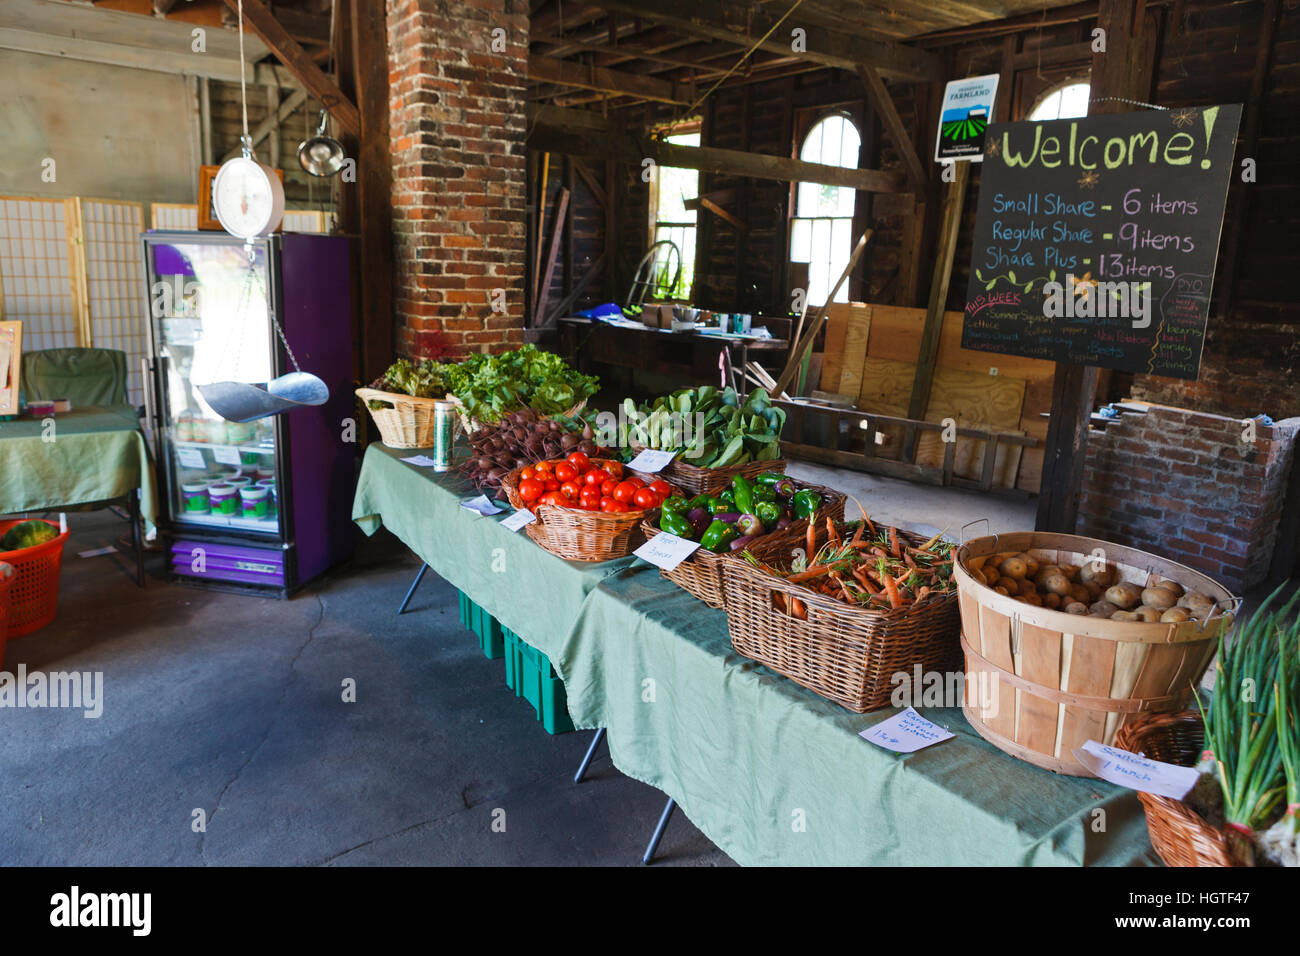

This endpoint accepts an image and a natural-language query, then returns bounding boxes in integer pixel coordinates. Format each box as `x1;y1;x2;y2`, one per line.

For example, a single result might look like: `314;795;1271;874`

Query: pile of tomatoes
514;452;678;514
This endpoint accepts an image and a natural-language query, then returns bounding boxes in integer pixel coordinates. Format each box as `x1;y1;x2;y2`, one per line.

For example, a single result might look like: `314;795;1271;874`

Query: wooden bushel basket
955;532;1237;777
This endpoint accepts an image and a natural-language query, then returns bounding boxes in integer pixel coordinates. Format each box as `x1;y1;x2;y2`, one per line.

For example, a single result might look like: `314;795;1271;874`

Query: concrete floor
0;465;1031;867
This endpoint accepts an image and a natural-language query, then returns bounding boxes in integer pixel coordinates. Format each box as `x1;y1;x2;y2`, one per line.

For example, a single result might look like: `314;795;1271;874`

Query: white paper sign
1073;740;1200;799
212;445;241;466
500;508;536;533
400;455;440;467
633;531;699;571
627;449;677;474
176;447;206;469
460;494;503;516
860;707;955;753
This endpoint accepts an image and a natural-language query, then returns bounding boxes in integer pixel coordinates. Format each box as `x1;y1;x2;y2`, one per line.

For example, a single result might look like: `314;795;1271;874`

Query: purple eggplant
687;507;712;538
729;534;759;551
735;513;763;537
711;511;742;524
775;517;791;531
773;477;796;499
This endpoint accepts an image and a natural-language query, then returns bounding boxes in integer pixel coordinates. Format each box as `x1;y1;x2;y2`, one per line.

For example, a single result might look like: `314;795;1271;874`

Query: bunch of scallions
1195;582;1300;866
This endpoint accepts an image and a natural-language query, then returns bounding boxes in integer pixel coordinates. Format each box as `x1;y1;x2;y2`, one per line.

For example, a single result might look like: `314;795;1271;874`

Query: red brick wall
387;0;528;360
1076;404;1299;593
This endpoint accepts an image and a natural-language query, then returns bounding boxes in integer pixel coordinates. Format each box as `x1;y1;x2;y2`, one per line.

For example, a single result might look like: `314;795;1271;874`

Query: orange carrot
849;520;864;547
826;516;838;546
789;597;807;619
806;517;816;560
787;564;836;584
916;586;931;605
881;571;903;609
889;526;900;559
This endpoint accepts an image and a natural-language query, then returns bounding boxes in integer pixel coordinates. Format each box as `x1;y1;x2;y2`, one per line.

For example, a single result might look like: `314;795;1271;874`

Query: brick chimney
387;0;528;359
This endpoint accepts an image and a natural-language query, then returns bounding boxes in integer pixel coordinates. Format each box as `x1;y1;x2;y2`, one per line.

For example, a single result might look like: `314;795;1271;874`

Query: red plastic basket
0;564;13;663
0;519;70;638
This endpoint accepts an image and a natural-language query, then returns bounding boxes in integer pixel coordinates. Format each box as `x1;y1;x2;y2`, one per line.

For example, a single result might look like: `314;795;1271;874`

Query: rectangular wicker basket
638;482;848;609
642;454;787;496
721;525;962;712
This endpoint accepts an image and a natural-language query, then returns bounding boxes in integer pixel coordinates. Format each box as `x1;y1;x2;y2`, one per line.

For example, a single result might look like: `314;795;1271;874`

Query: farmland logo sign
935;74;999;163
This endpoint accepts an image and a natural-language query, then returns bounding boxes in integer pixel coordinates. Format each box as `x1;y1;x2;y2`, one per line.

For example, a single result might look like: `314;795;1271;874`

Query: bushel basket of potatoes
954;531;1237;777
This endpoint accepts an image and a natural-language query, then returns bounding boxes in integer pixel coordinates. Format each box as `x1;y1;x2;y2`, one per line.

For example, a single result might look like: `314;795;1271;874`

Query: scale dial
211;156;285;239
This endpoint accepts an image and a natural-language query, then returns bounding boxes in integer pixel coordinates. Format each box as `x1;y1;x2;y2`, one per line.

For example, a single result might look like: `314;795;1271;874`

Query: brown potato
967;556;986;574
1034;565;1062;587
1089;600;1119;618
1070;584;1092;605
1178;591;1215;612
1016;553;1040;577
1160;606;1192;623
1110;610;1139;622
1105;584;1142;610
1079;562;1118;588
1042;592;1062;609
1043;572;1073;596
1084;580;1105;600
1064;601;1089;615
999;557;1029;580
1133;606;1162;622
1059;563;1081;580
996;576;1020;594
1157;579;1185;598
982;566;1001;586
1019;591;1043;606
1141;587;1178;611
993;586;1010;596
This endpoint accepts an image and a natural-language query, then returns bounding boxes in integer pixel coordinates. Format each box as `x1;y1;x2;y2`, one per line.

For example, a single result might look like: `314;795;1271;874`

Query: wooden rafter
219;0;360;136
529;54;691;105
857;66;927;193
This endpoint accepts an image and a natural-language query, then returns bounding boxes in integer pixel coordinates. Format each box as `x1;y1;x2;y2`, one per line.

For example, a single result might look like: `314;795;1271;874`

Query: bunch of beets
461;407;601;494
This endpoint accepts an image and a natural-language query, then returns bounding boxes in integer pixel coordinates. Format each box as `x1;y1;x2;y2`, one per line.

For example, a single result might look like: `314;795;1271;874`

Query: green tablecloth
353;442;1159;866
0;405;158;530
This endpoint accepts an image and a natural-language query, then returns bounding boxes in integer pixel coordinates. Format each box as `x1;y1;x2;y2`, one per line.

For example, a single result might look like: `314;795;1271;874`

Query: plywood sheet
836;303;872;399
915;429;1026;488
819;303;850;392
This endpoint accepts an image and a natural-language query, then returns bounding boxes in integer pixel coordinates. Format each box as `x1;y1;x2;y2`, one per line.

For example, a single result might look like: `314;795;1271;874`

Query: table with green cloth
0;404;159;533
353;443;1159;866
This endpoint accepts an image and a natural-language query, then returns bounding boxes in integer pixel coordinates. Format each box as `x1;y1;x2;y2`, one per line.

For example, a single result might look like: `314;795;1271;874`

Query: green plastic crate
458;591;504;660
503;629;574;735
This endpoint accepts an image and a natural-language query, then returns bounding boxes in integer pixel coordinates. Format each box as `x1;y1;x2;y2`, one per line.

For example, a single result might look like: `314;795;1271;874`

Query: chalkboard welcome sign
962;105;1241;380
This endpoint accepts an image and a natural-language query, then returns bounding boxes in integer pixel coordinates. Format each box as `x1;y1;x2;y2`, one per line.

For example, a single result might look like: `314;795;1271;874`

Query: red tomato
649;479;671;499
580;490;601;506
612;481;638;503
633;488;658;510
518;478;543;502
622;475;645;489
560;480;581;500
601;461;624;480
554;462;577;483
539;492;561;507
599;496;618;511
583;470;605;487
519;466;535;482
566;452;591;473
543;478;560;493
579;498;599;511
609;501;632;513
600;478;618;497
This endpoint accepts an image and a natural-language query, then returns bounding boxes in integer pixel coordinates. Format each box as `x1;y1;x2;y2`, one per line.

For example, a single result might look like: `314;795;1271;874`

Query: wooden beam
697;196;747;233
528;54;690;105
220;0;360;137
351;0;394;382
534;188;571;327
571;158;607;207
857;66;926;193
904;161;969;454
599;0;942;82
222;87;307;162
529;109;908;193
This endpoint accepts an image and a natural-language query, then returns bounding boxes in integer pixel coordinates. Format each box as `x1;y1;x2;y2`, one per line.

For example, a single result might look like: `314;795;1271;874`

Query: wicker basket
356;387;449;449
501;460;655;562
638;482;848;609
1113;712;1247;867
721;524;962;712
654;455;787;495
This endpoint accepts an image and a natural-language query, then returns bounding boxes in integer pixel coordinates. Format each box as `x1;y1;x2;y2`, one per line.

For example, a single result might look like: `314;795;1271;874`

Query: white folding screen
80;199;147;408
0;197;79;353
150;203;198;230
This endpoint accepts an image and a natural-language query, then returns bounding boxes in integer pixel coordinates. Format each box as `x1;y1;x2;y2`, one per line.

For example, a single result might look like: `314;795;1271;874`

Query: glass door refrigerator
140;231;355;596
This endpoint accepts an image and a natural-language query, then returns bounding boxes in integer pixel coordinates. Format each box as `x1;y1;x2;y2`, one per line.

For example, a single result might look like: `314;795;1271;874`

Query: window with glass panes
649;130;700;300
790;115;861;306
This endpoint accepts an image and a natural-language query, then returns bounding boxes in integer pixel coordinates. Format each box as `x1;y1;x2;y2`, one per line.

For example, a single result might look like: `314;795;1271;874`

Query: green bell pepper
751;482;777;504
687;493;713;511
659;508;695;539
706;496;730;515
700;519;739;553
755;500;782;530
791;488;822;519
661;495;690;514
717;489;736;508
752;472;786;486
731;475;755;515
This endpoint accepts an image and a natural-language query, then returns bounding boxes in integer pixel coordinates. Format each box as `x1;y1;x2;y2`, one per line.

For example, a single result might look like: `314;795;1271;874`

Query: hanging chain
234;254;303;377
1089;96;1167;111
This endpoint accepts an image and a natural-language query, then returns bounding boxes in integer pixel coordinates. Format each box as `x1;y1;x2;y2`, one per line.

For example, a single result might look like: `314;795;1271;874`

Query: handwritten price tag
500;508;536;533
633;531;699;571
460;495;503;517
176;447;206;469
627;449;677;473
860;707;955;753
1073;741;1199;799
212;445;241;466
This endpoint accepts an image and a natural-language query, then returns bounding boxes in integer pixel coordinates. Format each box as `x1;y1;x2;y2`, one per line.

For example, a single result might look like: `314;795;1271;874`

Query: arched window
790;114;861;306
1028;81;1091;121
